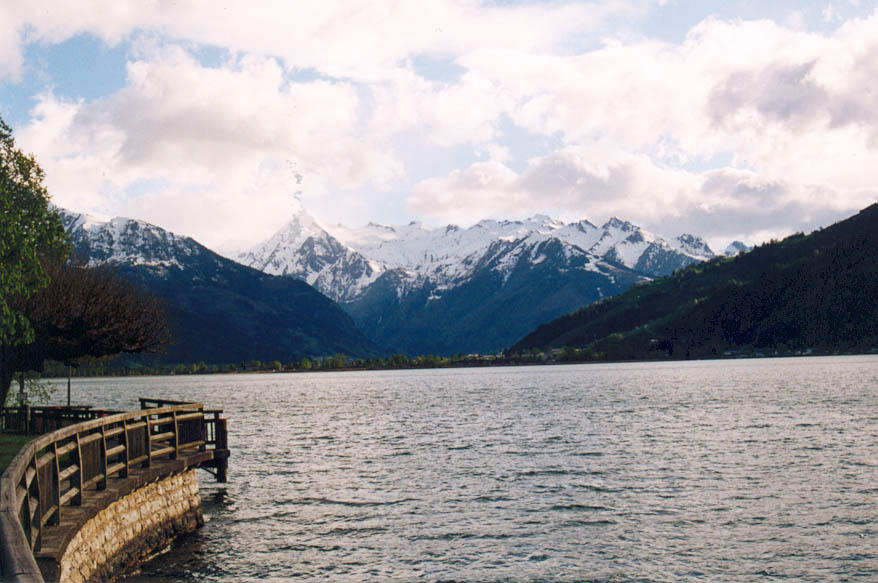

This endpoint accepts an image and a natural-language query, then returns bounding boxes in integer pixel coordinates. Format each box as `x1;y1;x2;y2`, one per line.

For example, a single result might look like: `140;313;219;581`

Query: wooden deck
0;400;229;583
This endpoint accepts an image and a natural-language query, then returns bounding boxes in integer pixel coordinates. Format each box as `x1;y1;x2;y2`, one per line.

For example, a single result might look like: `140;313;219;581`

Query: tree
1;263;172;404
0;117;171;405
0;116;69;345
1;115;70;404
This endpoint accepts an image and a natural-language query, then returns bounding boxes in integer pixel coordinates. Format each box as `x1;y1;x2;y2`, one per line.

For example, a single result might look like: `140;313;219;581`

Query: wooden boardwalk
0;400;229;583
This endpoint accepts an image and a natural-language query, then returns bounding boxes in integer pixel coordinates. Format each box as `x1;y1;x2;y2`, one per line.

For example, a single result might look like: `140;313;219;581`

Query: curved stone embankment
50;470;203;583
0;401;228;583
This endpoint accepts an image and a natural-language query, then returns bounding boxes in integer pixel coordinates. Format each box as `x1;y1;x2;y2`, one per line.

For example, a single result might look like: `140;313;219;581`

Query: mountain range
512;203;878;358
58;201;752;361
59;209;378;365
238;202;738;355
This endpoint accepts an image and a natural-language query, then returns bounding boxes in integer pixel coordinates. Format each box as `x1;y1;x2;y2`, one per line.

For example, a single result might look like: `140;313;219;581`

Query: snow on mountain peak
240;205;716;304
724;240;752;256
59;208;198;268
673;234;715;260
602;217;635;232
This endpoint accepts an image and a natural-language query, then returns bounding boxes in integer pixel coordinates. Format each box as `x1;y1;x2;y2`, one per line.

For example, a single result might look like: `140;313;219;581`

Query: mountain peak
241;202;716;309
674;233;715;258
724;240;752;256
525;214;565;231
571;219;598;231
602;217;636;232
58;208;199;268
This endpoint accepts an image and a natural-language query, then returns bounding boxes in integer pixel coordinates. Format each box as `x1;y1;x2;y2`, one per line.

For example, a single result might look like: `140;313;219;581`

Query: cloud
0;4;24;80
459;14;878;164
0;0;646;83
708;61;828;129
407;11;878;244
409;161;524;224
15;45;404;251
1;1;653;250
409;147;875;248
409;146;698;226
4;2;878;252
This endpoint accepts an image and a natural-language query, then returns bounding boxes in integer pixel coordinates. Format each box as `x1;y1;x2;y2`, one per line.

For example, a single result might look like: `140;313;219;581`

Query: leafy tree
0;117;171;405
328;353;348;369
0;119;71;334
1;115;69;402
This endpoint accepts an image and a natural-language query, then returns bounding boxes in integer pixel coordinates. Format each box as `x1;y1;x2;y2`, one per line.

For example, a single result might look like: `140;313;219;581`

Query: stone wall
56;470;203;583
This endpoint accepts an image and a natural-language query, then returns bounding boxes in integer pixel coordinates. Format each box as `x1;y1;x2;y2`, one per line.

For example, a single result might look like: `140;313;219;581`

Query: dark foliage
346;238;643;355
512;204;878;359
1;263;172;405
87;245;380;366
28;263;171;364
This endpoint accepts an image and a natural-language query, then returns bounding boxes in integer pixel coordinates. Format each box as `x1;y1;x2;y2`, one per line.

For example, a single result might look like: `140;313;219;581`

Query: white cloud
4;1;878;252
409;146;875;249
410;160;524;225
409;146;695;225
0;0;645;83
408;11;878;245
0;4;24;80
1;1;653;250
16;45;403;251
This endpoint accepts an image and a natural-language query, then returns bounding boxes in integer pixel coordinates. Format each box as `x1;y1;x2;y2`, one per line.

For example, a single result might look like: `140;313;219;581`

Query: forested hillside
512;204;877;359
61;210;379;365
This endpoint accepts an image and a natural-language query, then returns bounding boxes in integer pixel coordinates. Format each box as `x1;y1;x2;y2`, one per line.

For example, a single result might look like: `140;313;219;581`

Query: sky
1;0;876;254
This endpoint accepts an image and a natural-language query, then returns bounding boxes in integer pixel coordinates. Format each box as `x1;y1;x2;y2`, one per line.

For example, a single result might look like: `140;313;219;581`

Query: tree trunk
0;348;14;409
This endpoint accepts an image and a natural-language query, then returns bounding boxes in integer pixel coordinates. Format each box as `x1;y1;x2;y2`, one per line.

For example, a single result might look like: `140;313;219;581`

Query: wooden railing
139;399;228;481
0;406;121;436
0;401;229;583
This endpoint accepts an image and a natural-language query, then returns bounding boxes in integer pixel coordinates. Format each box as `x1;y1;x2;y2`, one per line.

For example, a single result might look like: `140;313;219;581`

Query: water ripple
78;355;878;583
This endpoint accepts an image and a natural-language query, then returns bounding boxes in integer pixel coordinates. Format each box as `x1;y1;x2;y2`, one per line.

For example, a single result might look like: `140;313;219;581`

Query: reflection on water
58;356;877;582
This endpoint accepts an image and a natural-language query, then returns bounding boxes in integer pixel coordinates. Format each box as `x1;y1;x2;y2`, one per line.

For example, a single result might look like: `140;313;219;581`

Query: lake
51;356;877;582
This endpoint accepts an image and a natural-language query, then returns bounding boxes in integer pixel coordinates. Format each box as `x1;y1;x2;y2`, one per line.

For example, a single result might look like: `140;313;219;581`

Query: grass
0;434;33;474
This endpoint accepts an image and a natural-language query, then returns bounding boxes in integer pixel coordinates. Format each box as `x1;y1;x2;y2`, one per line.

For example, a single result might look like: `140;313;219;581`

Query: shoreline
44;350;877;380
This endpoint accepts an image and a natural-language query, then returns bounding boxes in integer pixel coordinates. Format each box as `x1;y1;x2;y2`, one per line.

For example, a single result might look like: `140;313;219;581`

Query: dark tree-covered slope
512;204;878;358
61;210;379;364
345;237;644;355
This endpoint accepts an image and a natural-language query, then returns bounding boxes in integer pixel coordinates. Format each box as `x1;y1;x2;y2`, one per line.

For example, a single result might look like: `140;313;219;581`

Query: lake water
52;356;877;582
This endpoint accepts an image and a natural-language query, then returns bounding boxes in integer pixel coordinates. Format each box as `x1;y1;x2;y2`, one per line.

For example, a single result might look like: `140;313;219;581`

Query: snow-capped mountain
240;206;715;305
53;204;728;358
236;205;378;303
57;208;378;363
61;209;204;269
724;240;753;256
239;205;717;354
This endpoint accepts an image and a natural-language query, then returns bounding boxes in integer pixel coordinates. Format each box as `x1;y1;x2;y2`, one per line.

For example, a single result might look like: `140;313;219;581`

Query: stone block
53;470;205;582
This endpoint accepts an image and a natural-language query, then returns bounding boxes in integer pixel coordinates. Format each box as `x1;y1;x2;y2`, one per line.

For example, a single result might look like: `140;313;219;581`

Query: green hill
511;204;877;359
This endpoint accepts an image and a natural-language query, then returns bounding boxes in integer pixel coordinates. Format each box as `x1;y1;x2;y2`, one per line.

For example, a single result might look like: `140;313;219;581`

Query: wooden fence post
144;413;152;468
98;425;108;490
121;418;130;478
215;418;228;483
50;442;61;526
72;433;83;506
